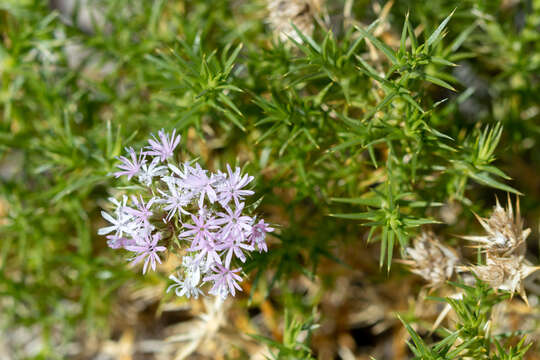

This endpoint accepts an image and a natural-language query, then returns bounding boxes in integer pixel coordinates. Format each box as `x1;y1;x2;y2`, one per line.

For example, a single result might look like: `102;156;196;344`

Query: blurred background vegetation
0;0;539;359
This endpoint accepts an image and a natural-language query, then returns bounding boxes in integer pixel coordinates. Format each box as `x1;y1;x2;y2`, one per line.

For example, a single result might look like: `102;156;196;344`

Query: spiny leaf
427;9;455;48
354;25;398;64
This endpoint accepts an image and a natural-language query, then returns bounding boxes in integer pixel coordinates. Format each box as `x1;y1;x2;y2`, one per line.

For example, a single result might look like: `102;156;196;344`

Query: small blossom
125;233;166;274
204;263;243;299
98;208;136;237
137;158;167;186
218;165;254;206
158;180;191;221
215;202;253;240
106;235;135;249
125;195;155;226
98;196;134;237
179;212;220;247
216;234;254;268
146;128;181;162
109;195;129;212
167;273;204;299
182;255;205;287
189;238;222;269
167;162;190;180
114;147;146;180
248;219;274;252
183;164;218;207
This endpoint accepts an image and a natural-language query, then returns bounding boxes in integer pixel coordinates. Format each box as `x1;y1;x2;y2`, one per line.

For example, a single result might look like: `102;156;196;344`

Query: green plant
399;281;532;359
1;0;538;358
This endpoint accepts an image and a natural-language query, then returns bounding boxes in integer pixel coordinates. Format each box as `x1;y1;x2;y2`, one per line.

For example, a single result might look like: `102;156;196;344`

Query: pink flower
125;195;155;226
137;158;167;186
179;212;220;247
218;165;254;206
101;127;276;299
216;234;254;268
114;147;145;180
215;202;253;240
157;180;191;221
183;164;218;207
126;233;166;274
106;235;136;249
248;219;274;252
146;128;181;162
189;237;222;269
204;263;243;298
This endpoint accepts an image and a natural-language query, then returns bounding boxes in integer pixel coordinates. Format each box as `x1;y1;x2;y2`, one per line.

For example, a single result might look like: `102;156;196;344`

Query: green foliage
328;12;517;269
251;308;317;360
1;0;538;357
146;41;246;131
398;281;531;359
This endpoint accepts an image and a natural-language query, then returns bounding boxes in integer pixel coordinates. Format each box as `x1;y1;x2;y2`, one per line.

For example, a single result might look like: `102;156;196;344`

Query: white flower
217;164;254;206
157;179;192;221
137;158;167;186
110;195;128;214
167;273;204;299
182;255;204;287
145;128;181;162
99;128;273;300
182;163;218;207
168;162;190;180
98;196;137;237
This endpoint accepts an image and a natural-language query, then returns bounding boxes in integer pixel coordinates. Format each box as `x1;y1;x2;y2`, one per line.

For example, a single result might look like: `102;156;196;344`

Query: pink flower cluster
99;129;273;299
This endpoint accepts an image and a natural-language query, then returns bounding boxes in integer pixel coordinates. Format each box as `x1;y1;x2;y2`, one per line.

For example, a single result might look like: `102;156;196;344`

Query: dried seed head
266;0;321;43
470;254;540;304
463;196;530;256
402;231;459;287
